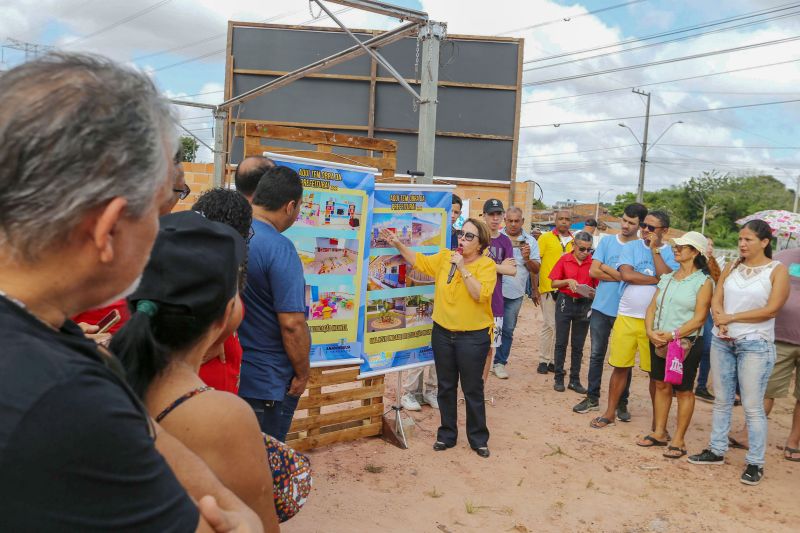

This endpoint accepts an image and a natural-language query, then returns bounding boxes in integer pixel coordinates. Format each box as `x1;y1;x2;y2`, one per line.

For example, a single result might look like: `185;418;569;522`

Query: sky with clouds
2;0;799;203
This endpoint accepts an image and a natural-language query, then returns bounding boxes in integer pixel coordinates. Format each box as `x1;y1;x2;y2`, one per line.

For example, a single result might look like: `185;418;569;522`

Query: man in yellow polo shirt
536;210;574;374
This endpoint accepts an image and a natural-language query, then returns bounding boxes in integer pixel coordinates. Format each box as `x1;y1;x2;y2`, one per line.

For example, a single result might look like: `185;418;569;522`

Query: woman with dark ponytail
689;219;790;486
641;232;713;458
111;211;281;531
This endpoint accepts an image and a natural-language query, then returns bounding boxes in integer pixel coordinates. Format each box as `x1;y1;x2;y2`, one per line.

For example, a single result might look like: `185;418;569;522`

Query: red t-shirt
72;299;130;334
199;333;243;394
549;252;598;298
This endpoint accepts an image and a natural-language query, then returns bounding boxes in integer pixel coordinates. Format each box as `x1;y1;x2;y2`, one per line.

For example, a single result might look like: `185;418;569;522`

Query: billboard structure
224;21;523;184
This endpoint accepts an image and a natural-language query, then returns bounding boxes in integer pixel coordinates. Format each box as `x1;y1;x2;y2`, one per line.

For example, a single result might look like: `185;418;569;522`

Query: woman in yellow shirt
380;218;497;458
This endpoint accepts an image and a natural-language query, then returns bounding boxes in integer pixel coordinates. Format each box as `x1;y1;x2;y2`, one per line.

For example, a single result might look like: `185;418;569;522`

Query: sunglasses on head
576;246;593;253
639;223;662;232
456;230;477;242
173;183;191;201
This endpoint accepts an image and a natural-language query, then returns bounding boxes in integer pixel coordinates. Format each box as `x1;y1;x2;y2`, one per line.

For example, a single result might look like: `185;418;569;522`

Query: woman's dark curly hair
192;188;252;289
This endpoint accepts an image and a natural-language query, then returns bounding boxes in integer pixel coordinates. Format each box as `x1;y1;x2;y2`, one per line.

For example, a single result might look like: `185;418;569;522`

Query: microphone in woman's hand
448;246;463;284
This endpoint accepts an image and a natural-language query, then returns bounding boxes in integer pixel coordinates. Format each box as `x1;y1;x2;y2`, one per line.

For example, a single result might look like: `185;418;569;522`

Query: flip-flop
637;435;668;447
663;445;687;459
590;416;615;429
728;436;749;450
784;446;800;462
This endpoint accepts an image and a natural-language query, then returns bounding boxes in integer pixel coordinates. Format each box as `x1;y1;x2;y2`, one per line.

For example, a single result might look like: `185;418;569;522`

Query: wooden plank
374;126;514;141
296;382;384;410
235;119;370;134
286;421;382;452
244;141;396;170
307;367;361;387
289;403;383;433
232;68;517;91
367;58;377;140
243;123;396;152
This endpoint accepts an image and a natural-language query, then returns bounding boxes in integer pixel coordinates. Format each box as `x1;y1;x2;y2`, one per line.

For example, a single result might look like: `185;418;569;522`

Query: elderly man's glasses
456;230;477;242
173;184;191;201
576;246;593;253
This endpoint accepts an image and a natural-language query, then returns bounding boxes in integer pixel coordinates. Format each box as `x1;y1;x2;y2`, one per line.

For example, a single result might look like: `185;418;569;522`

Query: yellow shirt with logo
537;231;573;293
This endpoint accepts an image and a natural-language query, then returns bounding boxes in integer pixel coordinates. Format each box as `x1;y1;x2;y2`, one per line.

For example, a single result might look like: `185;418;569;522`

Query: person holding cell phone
548;232;598;394
380;219;496;458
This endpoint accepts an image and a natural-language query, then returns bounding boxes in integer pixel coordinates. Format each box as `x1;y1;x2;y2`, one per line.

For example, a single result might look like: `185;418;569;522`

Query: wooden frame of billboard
224;20;524;197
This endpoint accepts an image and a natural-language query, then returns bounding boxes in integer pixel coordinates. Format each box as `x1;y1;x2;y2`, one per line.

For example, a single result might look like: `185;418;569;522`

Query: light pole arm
647;121;683;154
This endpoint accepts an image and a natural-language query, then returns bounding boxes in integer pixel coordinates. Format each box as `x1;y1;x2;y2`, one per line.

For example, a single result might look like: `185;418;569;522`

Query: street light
595;188;615;221
774;167;800;212
619;120;683;202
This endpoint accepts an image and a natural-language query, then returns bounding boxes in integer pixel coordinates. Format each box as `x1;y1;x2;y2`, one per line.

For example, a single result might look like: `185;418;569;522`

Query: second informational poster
266;153;374;367
359;184;454;378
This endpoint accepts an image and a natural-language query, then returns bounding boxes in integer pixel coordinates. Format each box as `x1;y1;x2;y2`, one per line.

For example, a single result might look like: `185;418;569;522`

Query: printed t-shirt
549;252;598;298
774;248;800;345
501;229;541;300
591;235;630;317
617;239;678;319
413;250;496;331
238;219;306;402
537;230;573;293
488;233;514;316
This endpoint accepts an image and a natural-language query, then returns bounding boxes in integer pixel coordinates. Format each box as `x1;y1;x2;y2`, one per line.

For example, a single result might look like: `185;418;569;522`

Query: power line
524;34;800;86
658;144;800;149
523;8;800;72
516;143;638;159
522;1;800;65
521;98;800;128
500;0;648;36
62;0;175;47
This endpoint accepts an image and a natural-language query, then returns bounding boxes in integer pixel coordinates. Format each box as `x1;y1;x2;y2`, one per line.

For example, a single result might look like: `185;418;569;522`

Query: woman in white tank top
688;220;789;486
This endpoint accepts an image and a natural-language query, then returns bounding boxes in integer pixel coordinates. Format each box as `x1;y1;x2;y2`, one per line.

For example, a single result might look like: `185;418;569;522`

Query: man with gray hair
0;54;262;532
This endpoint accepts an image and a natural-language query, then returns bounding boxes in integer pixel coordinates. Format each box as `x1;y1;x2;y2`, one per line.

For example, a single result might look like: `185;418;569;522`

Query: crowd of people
0;51;798;531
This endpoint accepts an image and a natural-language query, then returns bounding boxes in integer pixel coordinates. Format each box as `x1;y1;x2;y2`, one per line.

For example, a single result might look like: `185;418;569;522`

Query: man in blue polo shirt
573;203;646;416
239;165;311;442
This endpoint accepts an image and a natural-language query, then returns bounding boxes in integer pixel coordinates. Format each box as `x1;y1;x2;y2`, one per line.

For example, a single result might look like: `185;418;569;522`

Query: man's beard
96;275;142;308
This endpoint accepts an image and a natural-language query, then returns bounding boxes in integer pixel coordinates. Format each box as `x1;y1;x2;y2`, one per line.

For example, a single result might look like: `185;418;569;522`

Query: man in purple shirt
482;199;516;380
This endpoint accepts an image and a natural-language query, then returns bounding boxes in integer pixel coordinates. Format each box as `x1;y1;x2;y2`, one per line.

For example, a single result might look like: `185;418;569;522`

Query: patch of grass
465;500;477;514
513;430;528;440
364;463;384;474
553;500;565;511
517;477;524;487
425;486;444;498
586;479;595;489
543;442;577;460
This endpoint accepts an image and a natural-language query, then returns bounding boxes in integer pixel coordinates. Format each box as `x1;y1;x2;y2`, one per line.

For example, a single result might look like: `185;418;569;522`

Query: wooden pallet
285;364;385;452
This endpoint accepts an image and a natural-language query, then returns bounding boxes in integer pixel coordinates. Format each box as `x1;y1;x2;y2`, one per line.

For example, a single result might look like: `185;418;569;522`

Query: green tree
179;135;199;163
531;198;547;210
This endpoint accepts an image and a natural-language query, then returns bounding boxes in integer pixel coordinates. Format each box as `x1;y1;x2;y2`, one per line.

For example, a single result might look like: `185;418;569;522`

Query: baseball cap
130;211;246;319
669;231;708;256
483;198;504;214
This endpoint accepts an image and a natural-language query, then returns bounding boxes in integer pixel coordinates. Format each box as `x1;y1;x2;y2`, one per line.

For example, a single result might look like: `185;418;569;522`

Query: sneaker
695;387;715;403
547;362;555;373
422;390;439;409
740;464;764;486
687;449;725;465
400;392;422;411
616;403;632;423
536;362;549;374
553;381;566;392
573;397;599;413
492;363;509;379
568;382;587;395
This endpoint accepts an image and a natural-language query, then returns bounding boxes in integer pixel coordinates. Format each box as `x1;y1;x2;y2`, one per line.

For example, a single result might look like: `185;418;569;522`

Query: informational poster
266;153;375;367
359;184;454;377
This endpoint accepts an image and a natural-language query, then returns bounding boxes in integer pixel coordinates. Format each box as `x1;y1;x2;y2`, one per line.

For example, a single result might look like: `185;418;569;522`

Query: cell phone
96;309;121;334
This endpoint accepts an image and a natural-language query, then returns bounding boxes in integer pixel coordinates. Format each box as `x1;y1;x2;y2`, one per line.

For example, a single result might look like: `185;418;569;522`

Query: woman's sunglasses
456;230;477;242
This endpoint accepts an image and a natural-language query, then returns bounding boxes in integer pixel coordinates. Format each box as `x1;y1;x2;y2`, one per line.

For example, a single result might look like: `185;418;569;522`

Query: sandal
784;446;800;462
590;416;615;429
663;445;687;459
637;435;668;448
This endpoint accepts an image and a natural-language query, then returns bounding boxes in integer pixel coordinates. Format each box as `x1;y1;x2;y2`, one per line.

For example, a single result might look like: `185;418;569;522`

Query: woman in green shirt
640;231;713;458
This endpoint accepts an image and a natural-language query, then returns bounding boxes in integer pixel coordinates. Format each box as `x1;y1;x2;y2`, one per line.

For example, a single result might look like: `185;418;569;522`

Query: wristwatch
653;248;661;255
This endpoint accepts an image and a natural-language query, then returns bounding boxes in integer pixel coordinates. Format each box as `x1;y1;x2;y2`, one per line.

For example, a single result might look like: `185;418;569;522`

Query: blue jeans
587;310;631;403
709;337;776;466
696;313;713;390
243;392;301;442
494;296;524;366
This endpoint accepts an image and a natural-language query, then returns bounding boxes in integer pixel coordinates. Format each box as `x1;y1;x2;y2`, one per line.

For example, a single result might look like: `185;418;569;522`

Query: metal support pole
795;175;799;213
415;22;446;184
213;109;227;187
634;89;651;203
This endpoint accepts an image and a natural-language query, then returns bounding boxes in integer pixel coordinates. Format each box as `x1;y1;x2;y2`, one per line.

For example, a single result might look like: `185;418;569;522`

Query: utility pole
795;174;799;213
415;21;446;184
633;88;650;203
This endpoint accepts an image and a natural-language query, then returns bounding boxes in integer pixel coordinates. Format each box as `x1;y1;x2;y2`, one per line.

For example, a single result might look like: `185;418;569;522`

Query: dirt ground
285;299;799;533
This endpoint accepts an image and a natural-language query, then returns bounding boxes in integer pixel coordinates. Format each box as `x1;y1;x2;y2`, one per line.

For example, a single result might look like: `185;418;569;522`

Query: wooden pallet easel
234;123;397;451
